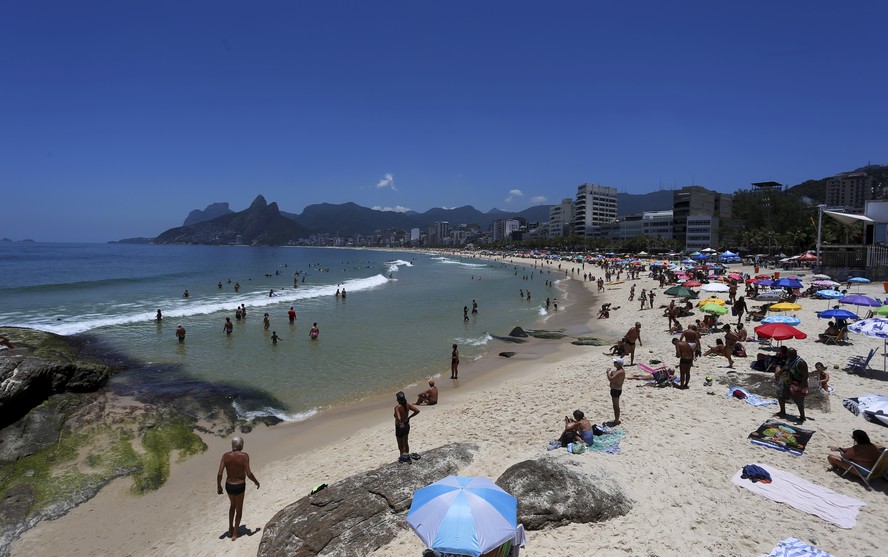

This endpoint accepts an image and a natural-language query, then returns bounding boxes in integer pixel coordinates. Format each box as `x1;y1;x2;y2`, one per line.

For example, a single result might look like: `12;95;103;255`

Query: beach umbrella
812;274;831;280
848;318;888;372
701;283;730;293
407;475;518;557
774;277;803;289
681;259;695;265
701;303;728;315
698;297;726;307
769;302;802;312
817;308;859;320
664;285;696;298
727;273;743;281
755;274;771;279
816;289;844;299
754;323;807;342
840;294;881;309
756;279;775;287
876;305;888;316
761;315;801;326
849;277;871;292
694;253;708;260
812;280;841;288
684;280;702;287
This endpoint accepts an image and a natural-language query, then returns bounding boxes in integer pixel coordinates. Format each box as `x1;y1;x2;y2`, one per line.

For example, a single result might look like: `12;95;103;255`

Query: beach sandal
398;454;411;463
410;452;421;460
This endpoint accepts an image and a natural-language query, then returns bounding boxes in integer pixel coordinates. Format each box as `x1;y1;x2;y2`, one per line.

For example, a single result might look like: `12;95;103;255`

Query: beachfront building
492;218;521;242
410;228;420;243
672;185;731;250
826;171;874;212
548;198;574;238
599;210;674;244
574;183;618;237
428;221;450;246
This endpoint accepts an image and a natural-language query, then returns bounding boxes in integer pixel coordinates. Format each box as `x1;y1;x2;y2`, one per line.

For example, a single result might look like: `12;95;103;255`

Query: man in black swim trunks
394;391;420;462
606;358;626;425
217;436;260;541
673;337;694;389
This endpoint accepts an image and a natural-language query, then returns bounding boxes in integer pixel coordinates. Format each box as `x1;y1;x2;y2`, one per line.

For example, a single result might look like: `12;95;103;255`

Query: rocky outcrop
496;458;632;530
183;202;234;226
257;443;477;557
0;328;112;431
508;326;529;337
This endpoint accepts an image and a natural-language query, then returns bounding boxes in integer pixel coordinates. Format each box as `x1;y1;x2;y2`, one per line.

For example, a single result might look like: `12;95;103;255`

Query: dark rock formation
525;329;566;339
258;443;477;557
0;328;112;431
499;351;517;358
496;458;632;530
508;327;528;337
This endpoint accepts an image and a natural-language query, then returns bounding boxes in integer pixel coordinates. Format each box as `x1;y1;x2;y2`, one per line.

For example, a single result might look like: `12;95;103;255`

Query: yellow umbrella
769;302;802;312
697;297;726;307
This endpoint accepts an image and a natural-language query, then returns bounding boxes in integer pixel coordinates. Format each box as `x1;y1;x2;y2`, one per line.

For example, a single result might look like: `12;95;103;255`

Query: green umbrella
875;305;888;316
701;303;728;315
664;285;697;298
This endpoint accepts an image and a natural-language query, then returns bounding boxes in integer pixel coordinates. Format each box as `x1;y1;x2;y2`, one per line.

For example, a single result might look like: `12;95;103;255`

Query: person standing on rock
394;391;420;463
217;435;260;541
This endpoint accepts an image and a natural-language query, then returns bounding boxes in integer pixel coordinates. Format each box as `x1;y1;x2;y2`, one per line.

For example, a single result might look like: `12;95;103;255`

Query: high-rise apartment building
672;186;732;250
574;184;618;237
826;171;873;211
548;198;574;238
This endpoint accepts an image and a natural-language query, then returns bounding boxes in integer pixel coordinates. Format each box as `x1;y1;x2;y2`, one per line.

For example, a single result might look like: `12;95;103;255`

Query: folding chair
824;328;848;346
846;349;876;374
841;447;888;490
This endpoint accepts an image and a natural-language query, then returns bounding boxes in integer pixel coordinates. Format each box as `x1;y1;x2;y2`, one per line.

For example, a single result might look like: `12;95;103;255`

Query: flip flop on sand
410;453;421;460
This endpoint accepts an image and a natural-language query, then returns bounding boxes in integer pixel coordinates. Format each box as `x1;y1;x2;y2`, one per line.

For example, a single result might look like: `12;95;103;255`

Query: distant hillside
183;202;234;226
785;164;888;203
154;195;310;245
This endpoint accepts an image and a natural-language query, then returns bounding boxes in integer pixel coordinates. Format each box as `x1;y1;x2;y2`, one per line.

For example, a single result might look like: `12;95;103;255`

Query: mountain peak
249;195;268;210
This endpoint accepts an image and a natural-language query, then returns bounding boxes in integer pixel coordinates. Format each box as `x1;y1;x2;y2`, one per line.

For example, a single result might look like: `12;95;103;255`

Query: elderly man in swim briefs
217;436;260;541
624;322;642;365
415;379;438;405
680;324;700;359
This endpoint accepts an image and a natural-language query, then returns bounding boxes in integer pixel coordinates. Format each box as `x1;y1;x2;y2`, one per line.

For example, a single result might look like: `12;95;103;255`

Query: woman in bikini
451;344;460;379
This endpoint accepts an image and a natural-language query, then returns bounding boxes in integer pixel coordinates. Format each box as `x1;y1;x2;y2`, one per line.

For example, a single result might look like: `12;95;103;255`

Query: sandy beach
10;257;888;557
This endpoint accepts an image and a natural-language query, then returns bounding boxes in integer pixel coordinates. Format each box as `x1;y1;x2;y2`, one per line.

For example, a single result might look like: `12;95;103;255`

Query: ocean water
0;243;559;420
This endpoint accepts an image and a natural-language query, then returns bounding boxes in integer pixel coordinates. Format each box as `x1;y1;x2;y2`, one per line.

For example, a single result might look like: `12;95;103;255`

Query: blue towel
727;385;777;407
760;537;833;557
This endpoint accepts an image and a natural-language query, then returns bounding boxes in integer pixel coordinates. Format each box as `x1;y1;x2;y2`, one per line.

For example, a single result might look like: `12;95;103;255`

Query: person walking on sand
451;344;460;379
624;322;642;365
394;391;420;463
217;435;260;541
639;289;647;310
672;337;693;389
606;358;626;425
176;324;186;343
628;284;636;301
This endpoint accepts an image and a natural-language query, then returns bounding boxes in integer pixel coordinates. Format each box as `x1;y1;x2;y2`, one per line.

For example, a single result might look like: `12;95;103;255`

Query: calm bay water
0;243;556;420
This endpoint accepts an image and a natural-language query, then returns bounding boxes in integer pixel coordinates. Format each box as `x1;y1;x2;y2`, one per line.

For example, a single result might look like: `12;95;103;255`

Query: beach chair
823;328;848;346
846;349;875;375
840;447;888;490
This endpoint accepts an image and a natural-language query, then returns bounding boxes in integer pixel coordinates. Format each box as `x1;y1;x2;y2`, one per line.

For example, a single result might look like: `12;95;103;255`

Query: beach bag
569;442;586;454
561;431;576;447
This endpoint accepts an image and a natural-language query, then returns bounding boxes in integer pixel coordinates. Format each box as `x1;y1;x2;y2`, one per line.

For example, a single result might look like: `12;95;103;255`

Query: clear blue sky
2;1;886;242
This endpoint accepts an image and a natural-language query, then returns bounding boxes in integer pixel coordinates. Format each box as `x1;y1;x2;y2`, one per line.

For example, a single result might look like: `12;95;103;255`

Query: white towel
732;463;864;529
760;537;834;557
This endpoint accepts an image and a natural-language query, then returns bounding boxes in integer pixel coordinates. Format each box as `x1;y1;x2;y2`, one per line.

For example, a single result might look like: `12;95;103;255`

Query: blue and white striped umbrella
407;476;518;557
761;315;801;326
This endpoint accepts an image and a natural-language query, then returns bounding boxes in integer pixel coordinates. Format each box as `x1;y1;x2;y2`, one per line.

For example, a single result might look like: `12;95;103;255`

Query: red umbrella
755;274;771;279
728;273;743;281
754;323;807;341
684;280;702;287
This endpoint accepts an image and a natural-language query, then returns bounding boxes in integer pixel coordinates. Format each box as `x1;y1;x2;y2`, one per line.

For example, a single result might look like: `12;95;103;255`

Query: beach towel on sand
583;430;624;454
727;386;777;407
749;420;814;456
732;463;864;529
760;537;834;557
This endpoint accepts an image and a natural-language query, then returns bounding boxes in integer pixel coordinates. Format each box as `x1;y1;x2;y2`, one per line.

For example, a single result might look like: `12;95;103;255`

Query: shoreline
14;258;888;557
9;255;603;557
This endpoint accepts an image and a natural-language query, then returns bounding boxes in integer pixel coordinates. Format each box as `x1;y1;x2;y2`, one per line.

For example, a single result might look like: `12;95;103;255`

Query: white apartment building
548;198;574;238
574;183;618;237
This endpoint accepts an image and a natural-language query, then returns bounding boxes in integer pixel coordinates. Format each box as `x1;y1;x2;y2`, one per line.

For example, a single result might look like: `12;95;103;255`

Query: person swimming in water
309;323;319;339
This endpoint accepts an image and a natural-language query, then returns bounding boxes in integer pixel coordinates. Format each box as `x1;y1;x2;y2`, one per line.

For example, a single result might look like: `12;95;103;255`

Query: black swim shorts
225;482;246;496
610;388;622;398
679;358;693;367
396;421;410;438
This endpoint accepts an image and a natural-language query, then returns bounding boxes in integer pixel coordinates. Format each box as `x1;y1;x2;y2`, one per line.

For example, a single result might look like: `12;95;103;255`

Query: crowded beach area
11;250;888;557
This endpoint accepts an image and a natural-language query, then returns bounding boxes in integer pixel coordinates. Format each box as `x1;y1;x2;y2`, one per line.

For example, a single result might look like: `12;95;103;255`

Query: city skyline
2;1;886;242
